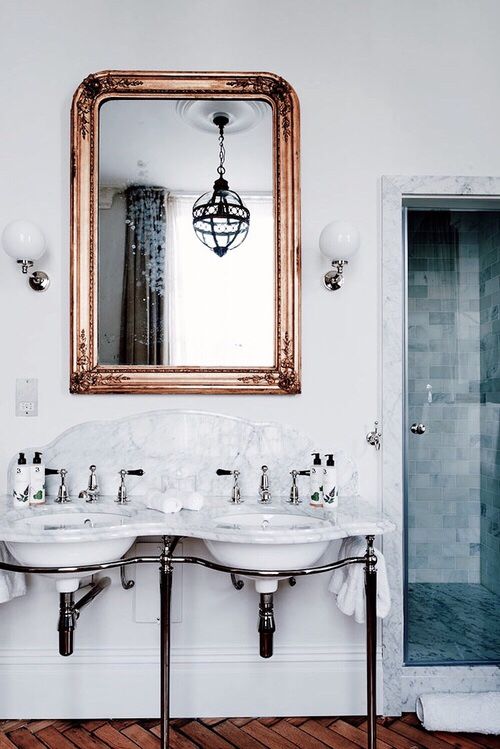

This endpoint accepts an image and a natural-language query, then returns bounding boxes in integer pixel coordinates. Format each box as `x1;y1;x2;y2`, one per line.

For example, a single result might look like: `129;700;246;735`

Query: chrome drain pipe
258;592;275;659
58;592;76;656
58;577;111;656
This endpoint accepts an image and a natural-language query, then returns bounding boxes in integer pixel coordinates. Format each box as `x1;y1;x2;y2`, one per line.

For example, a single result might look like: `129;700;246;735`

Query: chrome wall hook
230;573;244;590
120;566;135;590
366;421;382;450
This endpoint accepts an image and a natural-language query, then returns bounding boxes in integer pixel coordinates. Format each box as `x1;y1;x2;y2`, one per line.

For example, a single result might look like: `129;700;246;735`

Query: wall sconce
319;220;360;290
2;220;50;291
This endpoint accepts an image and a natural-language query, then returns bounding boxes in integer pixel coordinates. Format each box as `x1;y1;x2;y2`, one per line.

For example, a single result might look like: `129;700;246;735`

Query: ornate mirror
70;71;300;394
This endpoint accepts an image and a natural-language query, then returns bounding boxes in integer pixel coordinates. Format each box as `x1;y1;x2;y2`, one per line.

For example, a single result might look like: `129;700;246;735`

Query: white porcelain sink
6;510;136;593
203;512;330;593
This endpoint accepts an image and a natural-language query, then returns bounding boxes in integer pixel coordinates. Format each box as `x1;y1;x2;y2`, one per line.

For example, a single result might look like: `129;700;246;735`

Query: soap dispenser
13;453;30;505
29;451;46;505
323;453;338;509
309;452;324;508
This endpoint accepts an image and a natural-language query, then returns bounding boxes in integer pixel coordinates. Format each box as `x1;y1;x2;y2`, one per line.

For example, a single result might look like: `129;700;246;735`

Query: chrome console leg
365;535;377;749
160;537;179;749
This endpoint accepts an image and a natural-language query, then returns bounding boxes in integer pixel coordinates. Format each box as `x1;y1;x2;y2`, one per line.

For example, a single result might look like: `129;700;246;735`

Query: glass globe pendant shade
2;220;46;261
192;113;250;257
192;177;250;257
319;220;360;261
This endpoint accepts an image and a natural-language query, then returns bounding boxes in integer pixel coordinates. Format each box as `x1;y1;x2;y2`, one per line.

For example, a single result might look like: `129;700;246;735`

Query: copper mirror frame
70;71;300;394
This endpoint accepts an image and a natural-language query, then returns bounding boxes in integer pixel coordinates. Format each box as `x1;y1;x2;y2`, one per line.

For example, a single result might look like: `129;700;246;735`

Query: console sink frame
0;535;378;749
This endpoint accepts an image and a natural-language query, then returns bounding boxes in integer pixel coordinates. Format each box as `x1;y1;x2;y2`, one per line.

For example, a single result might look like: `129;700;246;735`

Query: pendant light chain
217;124;226;178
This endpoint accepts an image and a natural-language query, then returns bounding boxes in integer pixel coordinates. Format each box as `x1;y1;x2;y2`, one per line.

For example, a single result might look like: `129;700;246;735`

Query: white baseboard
0;644;382;718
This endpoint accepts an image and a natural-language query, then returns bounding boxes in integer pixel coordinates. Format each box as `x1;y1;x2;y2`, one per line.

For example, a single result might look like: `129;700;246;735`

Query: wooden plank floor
1;713;499;748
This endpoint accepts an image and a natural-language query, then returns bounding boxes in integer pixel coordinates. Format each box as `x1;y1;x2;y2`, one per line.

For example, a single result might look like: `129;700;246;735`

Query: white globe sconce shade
2;220;50;291
319;220;360;290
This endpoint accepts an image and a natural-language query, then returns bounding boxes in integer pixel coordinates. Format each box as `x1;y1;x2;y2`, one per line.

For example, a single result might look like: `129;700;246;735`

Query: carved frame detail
70;70;301;394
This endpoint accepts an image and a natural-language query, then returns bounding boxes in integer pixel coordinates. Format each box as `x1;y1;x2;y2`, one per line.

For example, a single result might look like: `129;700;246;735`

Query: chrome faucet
116;469;144;504
288;469;310;505
259;465;271;504
53;468;70;503
216;468;243;503
79;465;99;502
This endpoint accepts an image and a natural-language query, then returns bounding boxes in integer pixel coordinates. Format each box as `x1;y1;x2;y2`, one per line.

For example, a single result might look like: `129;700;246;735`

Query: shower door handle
410;423;426;435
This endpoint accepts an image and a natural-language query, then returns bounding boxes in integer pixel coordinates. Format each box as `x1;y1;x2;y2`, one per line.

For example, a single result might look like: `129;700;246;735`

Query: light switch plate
16;378;38;417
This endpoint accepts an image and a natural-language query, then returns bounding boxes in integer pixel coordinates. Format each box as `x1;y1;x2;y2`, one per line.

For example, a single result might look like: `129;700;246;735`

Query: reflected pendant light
192;114;250;257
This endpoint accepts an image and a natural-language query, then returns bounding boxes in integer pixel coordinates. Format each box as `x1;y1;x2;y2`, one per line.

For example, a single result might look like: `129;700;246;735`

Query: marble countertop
0;495;394;545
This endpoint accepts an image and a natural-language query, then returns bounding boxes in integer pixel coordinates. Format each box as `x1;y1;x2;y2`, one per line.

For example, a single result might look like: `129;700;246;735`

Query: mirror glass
98;98;274;367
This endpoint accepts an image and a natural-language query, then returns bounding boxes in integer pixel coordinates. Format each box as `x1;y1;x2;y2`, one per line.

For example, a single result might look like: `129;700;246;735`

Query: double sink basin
4;502;332;593
6;509;137;592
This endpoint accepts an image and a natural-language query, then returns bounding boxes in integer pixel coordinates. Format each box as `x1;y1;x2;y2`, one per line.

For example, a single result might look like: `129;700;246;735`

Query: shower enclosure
404;199;500;666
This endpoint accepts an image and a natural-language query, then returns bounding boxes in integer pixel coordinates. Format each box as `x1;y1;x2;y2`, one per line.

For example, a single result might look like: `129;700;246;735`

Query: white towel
145;489;205;514
0;543;26;603
416;692;500;734
146;490;183;514
182;491;205;511
328;536;391;623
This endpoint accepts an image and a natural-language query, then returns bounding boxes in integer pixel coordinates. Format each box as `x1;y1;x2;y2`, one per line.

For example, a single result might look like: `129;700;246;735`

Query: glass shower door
405;204;500;666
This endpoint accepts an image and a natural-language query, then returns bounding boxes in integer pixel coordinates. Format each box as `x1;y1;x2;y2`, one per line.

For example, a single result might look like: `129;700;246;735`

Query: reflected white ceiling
99;99;273;193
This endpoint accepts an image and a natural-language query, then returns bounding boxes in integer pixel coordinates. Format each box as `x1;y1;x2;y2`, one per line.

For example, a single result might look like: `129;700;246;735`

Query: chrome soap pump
323;453;338;509
309;452;324;508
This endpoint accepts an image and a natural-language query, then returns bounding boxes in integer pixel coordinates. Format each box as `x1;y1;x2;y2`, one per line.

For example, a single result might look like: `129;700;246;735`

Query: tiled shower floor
406;583;500;664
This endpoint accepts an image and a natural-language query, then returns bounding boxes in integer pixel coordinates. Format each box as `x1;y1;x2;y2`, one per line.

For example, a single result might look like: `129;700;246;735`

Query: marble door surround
381;175;500;714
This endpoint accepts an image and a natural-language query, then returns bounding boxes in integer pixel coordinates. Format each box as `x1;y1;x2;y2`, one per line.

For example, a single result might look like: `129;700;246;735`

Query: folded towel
328;536;391;623
182;491;205;511
145;489;205;513
416;692;500;733
146;490;183;514
0;543;26;604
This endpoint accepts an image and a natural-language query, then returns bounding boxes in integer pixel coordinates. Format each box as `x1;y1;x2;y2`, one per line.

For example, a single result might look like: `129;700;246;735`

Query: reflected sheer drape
408;210;462;398
120;186;166;365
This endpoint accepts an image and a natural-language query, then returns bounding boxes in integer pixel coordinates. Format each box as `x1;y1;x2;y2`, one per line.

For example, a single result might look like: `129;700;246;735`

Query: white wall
1;0;500;717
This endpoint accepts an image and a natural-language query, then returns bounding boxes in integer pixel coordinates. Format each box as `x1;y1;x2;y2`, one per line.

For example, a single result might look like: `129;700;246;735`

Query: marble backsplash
7;410;358;501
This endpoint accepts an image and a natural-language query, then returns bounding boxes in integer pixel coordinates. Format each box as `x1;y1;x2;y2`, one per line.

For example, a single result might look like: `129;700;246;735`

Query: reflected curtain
408;211;459;268
120;186;166;365
408;209;462;398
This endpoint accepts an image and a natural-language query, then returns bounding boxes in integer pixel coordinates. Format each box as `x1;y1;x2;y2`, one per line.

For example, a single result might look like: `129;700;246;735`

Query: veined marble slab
0;495;394;546
7;410;359;502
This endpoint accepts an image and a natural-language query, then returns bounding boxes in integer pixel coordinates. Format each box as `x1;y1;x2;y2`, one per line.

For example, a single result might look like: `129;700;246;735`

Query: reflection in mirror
98;99;274;367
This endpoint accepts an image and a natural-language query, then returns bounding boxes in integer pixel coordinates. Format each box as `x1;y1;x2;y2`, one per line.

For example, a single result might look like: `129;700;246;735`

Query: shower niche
404;198;500;666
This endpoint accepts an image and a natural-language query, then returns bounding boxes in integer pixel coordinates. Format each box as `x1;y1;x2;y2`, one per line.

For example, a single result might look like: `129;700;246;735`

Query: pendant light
192;114;250;257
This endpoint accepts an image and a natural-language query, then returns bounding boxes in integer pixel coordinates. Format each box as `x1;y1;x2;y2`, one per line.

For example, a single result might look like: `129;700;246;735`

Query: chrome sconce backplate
324;260;348;291
28;270;50;291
